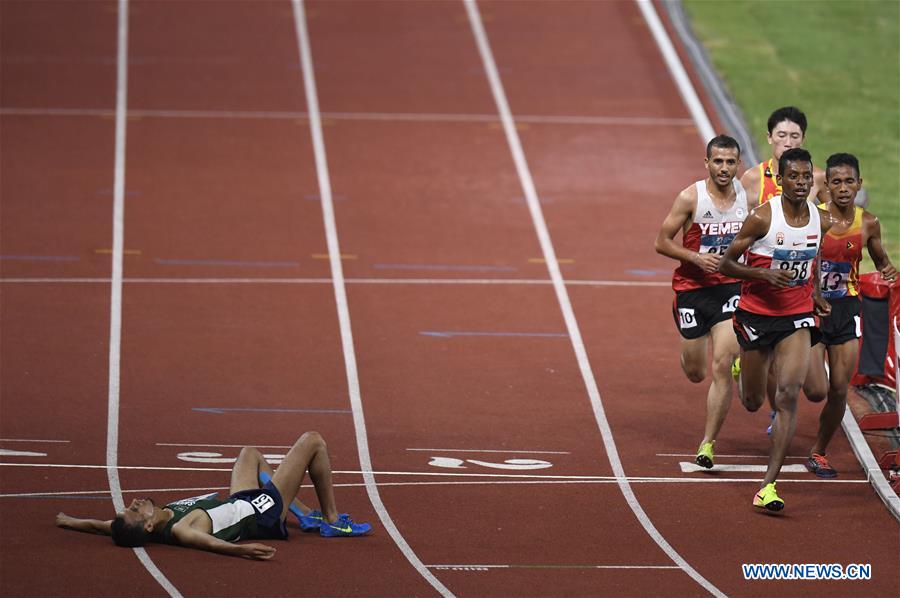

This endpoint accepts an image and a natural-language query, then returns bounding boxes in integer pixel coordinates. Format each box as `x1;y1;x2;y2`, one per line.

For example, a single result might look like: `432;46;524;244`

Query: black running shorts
732;308;822;351
672;283;741;340
819;296;862;346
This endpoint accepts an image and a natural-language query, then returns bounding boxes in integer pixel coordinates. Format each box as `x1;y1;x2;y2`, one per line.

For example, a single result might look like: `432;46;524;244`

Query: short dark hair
111;515;150;548
767;106;807;135
778;147;812;176
826;153;860;179
706;134;741;158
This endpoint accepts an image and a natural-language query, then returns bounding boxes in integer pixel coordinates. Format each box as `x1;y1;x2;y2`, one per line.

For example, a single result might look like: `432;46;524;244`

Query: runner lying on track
56;431;371;559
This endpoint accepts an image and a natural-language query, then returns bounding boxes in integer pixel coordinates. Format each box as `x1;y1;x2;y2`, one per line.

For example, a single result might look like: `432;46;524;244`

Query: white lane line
658;453;808;460
463;2;723;596
0;276;670;287
0;106;694;126
429;564;680;570
407;448;571;454
0;462;859;480
0;475;867;500
679;462;808;473
634;0;715;143
289;2;451;596
0;449;47;457
156;443;293;449
106;2;180;595
0;438;70;443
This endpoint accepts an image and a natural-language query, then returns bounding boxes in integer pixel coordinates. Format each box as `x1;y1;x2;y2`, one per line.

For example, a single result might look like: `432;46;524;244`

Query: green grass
683;0;900;269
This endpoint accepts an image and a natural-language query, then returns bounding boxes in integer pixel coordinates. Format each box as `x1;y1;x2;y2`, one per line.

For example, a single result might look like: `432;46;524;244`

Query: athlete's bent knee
684;369;706;384
239;446;263;460
804;386;827;403
299;431;326;451
742;391;765;412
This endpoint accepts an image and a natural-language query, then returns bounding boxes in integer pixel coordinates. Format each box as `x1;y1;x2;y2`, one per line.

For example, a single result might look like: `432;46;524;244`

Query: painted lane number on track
177;452;285;464
428;457;552;470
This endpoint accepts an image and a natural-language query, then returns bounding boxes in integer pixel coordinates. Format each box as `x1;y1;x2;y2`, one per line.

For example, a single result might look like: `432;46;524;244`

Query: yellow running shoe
731;357;741;382
695;441;715;469
752;482;784;512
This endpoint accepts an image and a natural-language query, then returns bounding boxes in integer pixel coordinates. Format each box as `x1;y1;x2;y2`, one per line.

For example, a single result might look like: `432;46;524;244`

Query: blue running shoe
766;410;775;436
298;510;325;532
297;510;350;532
257;471;347;531
319;514;371;537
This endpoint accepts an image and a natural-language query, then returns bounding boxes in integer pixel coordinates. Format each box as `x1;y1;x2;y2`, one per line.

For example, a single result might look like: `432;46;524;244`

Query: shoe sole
753;497;784;511
806;465;838;479
695;455;713;469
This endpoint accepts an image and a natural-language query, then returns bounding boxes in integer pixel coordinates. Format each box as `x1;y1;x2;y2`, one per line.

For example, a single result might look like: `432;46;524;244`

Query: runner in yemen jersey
798;153;897;479
654;135;745;470
671;178;748;293
719;148;833;512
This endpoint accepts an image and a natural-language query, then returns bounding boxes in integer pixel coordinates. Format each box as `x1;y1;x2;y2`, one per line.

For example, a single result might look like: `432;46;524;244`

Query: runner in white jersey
655;135;746;470
720;148;833;512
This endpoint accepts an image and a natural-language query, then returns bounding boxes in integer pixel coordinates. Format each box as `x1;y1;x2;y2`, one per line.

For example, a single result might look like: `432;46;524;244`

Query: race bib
251;493;275;513
793;316;815;329
722;294;740;313
678;308;698;329
820;260;851;298
771;248;816;287
699;233;735;257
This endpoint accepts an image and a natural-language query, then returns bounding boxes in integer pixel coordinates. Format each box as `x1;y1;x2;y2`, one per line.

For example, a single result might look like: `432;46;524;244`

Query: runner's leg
271;432;340;522
811;339;858;455
802;343;828;402
764;330;811;485
702;320;738;443
680;335;708;383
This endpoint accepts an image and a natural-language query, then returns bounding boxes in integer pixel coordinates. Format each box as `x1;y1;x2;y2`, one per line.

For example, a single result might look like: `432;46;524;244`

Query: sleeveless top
757;159;781;205
739;196;822;315
819;205;863;299
157;493;259;545
672;178;748;292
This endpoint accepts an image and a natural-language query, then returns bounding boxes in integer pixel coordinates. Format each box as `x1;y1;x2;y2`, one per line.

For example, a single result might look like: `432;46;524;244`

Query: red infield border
1;1;895;597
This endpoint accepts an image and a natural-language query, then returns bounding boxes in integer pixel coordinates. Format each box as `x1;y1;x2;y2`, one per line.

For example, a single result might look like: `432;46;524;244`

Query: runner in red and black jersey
800;153;896;478
720;148;833;511
655;135;746;470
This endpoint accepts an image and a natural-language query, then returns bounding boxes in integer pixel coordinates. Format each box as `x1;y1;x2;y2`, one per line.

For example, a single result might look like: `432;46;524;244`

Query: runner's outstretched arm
56;512;112;535
170;523;276;560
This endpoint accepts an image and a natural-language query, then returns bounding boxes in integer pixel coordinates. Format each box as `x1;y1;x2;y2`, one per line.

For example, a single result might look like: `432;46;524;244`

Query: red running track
1;1;895;596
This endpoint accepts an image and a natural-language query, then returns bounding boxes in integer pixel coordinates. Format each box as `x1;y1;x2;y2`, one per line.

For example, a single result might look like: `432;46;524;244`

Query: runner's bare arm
170;521;276;560
654;186;719;273
862;212;897;280
812;209;835;315
56;512;112;535
812;167;831;203
719;205;792;288
740;166;761;209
